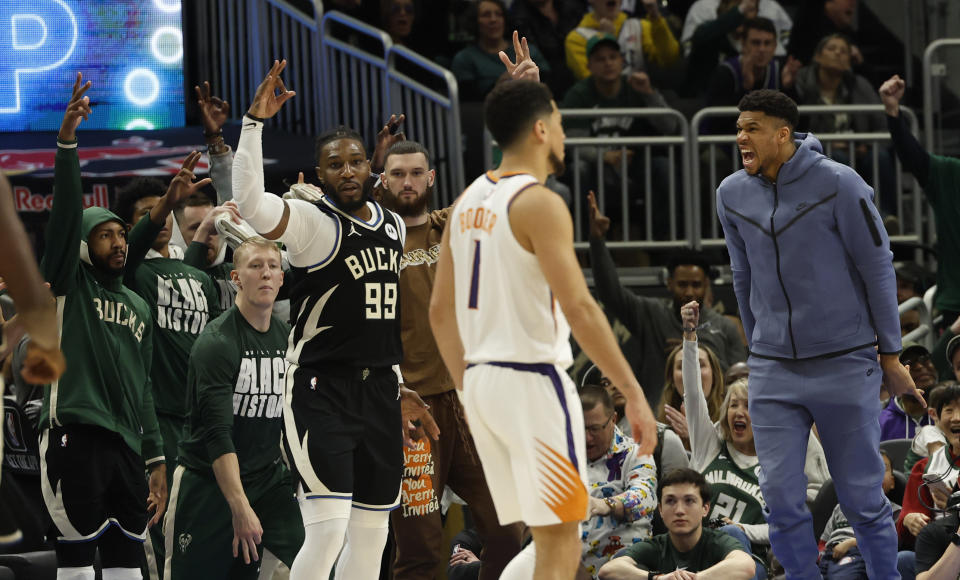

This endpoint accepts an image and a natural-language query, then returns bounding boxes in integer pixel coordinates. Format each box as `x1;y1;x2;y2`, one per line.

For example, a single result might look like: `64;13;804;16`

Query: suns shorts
461;362;588;527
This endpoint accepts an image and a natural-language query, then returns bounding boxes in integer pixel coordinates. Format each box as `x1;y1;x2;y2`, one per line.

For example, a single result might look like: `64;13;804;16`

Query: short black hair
579;384;613;414
738;89;799;130
667;250;713;279
741;17;776;39
484;80;555;151
113;177;167;224
315;125;366;167
383;140;432;168
936;382;960;417
658;468;712;506
173;191;215;221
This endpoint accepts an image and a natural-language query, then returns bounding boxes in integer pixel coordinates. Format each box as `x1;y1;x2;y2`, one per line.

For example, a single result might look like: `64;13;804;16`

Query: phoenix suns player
40;73;169;580
233;59;437;580
163;238;303;579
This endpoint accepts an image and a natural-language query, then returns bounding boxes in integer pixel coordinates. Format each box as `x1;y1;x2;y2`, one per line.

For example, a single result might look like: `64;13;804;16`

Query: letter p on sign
0;0;78;113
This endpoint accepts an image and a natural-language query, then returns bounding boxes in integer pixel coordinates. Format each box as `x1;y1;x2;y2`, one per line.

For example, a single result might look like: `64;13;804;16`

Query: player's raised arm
232;60;296;240
511;185;658;455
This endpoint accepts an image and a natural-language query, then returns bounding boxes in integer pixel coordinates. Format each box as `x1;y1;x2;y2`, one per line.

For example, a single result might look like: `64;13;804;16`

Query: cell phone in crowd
922;472;953;496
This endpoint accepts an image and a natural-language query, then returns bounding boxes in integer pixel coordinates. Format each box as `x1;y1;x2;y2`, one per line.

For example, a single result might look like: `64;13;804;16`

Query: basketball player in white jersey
429;79;658;579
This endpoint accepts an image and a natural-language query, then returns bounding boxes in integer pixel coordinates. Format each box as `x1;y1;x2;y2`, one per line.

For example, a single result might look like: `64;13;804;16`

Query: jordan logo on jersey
348;223;361;237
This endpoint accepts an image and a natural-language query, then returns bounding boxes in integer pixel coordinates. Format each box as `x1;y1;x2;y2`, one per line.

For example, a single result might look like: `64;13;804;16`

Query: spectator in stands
658;341;725;449
934;326;960;384
880;344;936;442
896;383;960;549
703;18;800;110
564;0;679;82
818;450;914;580
579;385;658;576
681;301;829;574
901;310;921;336
793;33;896;216
680;0;792;97
881;75;960;332
903;383;947;474
452;0;551;100
897;264;926;305
381;0;417;45
725;361;750;384
597;468;757;580
914;511;960;580
788;0;860;68
581;364;690;488
448;527;484;580
41;73;167;580
511;0;585;96
562;38;677;235
589;194;747;398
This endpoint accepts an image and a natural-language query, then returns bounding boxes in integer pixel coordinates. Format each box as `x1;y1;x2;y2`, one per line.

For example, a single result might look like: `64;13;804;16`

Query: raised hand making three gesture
59;72;92;142
499;30;540;83
247;59;296;120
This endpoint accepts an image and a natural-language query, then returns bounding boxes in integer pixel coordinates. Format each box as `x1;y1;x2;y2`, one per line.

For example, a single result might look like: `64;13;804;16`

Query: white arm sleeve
683;339;722;472
232;119;340;266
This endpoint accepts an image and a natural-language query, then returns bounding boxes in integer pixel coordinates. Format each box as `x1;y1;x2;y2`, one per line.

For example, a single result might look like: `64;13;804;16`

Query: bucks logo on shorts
179;532;193;553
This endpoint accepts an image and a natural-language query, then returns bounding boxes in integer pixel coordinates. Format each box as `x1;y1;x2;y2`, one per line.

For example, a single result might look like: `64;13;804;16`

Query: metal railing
923;38;960;155
319;11;465;201
691;105;926;256
194;0;324;136
560;108;691;249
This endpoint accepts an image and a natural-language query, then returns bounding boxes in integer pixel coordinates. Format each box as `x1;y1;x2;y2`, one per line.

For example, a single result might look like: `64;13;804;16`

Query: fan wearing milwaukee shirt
429;78;658;580
231;59;438;580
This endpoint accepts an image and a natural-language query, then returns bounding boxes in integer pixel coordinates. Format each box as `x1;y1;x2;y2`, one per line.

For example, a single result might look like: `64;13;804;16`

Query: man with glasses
579;385;658;576
880;343;937;441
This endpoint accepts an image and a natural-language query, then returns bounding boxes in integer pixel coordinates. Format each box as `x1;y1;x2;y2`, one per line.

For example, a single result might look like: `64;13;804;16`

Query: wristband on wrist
245;112;266;123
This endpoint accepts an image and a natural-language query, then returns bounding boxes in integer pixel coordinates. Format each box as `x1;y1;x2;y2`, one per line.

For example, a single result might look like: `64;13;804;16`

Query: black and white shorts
40;424;148;543
282;363;403;510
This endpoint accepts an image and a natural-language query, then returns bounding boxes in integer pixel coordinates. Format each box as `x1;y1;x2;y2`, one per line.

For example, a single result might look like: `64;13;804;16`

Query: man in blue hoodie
716;89;925;580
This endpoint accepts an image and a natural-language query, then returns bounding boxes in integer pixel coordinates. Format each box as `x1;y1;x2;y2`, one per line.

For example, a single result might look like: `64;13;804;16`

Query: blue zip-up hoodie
716;133;902;360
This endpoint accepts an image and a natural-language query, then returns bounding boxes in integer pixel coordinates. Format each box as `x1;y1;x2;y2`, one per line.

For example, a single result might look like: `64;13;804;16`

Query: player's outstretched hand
195;81;231;135
231;502;263;564
499;31;540;83
883;355;926;409
399;385;440;448
59;72;92;142
165;151;213;207
587;191;610;240
247;60;296;120
626;395;659;456
20;340;67;384
147;464;168;527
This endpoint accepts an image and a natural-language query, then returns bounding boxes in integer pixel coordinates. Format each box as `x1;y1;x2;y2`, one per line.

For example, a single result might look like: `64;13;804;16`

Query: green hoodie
39;140;163;466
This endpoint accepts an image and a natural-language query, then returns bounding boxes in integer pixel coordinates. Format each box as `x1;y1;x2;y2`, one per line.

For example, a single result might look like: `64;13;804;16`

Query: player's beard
548;150;565;177
389;183;433;217
322;180;367;213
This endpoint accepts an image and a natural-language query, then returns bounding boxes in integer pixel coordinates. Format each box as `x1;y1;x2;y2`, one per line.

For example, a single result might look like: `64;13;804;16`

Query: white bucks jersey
450;172;572;367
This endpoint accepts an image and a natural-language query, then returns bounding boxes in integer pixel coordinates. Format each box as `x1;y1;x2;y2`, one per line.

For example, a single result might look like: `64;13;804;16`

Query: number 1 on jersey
468;240;481;309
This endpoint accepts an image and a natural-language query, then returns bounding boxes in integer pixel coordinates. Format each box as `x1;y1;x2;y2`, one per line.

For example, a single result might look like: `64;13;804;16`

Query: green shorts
163;463;304;580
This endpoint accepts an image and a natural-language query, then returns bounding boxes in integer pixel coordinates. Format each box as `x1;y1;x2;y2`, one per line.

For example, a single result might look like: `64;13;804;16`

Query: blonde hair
657;343;726;424
233;238;281;268
717;378;749;442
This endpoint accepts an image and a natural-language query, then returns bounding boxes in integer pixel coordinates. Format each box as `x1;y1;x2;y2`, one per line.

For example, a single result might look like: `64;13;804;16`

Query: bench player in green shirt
163;238;304;579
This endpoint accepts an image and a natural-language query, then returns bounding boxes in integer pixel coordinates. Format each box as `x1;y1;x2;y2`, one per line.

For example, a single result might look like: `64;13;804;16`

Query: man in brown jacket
378;139;524;579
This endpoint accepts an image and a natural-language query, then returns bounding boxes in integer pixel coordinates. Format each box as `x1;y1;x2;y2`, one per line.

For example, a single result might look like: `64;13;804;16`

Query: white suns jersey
450;172;572;367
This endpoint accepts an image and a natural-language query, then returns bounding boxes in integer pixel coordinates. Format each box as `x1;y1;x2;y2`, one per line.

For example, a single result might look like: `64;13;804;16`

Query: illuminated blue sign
0;1;185;131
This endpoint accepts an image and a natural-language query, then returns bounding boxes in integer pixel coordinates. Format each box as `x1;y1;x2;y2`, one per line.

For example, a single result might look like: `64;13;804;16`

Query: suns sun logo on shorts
179;533;193;553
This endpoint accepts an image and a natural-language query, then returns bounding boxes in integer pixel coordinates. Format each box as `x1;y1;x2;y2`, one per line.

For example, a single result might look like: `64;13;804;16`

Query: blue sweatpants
748;347;899;580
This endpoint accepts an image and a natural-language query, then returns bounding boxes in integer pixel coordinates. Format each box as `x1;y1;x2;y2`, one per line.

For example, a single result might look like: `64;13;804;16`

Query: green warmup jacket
40;139;163;466
124;218;221;419
178;306;290;478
